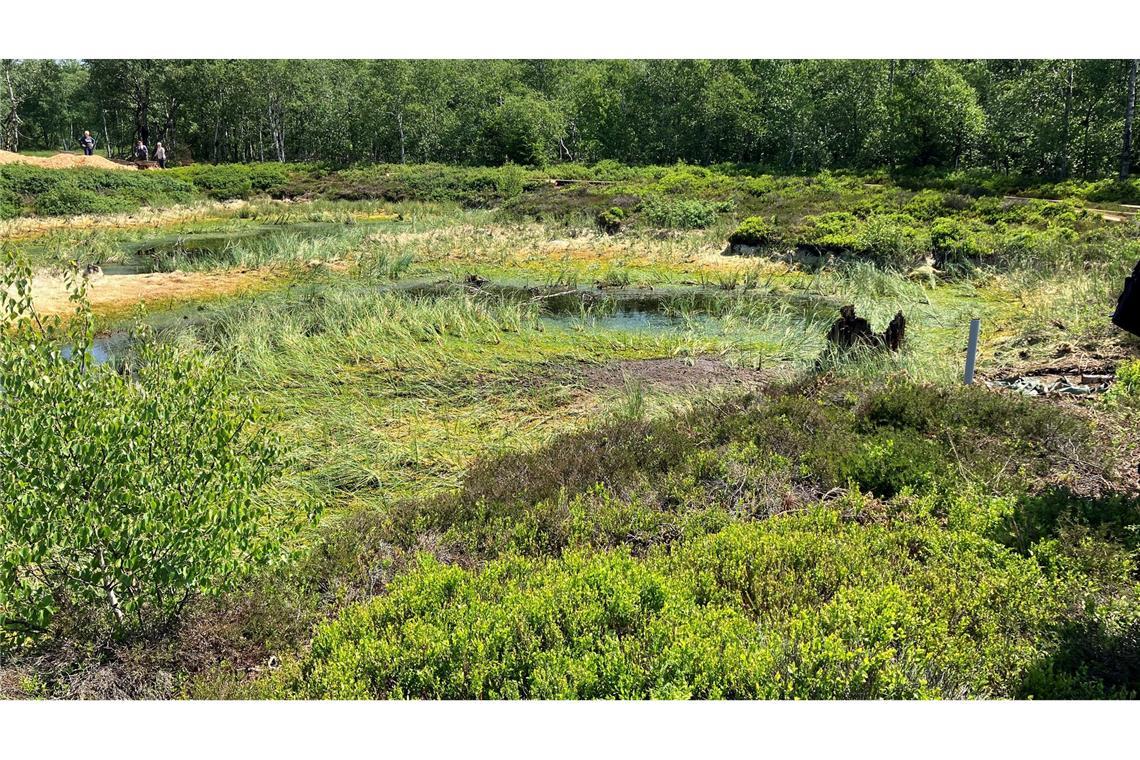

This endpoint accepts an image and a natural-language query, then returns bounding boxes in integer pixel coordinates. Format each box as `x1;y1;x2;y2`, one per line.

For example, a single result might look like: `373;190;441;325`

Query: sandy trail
0;149;134;171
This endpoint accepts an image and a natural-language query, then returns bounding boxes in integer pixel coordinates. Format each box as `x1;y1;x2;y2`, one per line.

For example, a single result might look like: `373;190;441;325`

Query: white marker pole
964;318;981;385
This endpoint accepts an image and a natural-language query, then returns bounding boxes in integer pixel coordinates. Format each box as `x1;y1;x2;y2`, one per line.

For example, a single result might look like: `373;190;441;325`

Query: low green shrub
929;216;985;265
854;213;926;264
0;164;67;196
903;189;949;221
799;211;860;251
743;175;779;196
247;163;292;193
1105;359;1140;407
283;509;1073;699
178;165;254;199
640;195;731;229
0;187;20;218
728;216;775;247
33;183;122;216
596;206;626;234
1083;178;1140;205
641;163;740;198
169;163;293;199
0;165;197;216
330;163;524;206
496;162;527;201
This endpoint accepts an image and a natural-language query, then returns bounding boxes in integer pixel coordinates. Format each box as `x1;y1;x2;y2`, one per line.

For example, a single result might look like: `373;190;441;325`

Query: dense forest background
2;59;1137;179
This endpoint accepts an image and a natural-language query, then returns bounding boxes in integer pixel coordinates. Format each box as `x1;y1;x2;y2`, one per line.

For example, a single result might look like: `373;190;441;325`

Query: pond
59;274;834;372
53;218;400;275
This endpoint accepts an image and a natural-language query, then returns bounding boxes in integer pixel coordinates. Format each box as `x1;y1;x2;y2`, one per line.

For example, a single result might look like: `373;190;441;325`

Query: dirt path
0;149;133;171
575;356;790;392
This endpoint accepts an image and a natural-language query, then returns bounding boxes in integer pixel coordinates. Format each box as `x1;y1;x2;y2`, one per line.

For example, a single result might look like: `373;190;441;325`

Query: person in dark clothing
135;140;149;161
154;142;166;168
80;131;95;156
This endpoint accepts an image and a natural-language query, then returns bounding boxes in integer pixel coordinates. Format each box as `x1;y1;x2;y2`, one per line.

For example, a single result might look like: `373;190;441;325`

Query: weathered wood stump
826;305;906;351
881;311;906;351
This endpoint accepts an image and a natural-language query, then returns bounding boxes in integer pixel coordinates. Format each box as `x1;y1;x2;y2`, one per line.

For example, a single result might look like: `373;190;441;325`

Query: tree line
2;59;1137;179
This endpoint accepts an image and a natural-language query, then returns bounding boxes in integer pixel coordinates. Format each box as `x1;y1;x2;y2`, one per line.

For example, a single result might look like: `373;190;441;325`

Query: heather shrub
640;195;730;229
728;216;775;247
596;206;626;234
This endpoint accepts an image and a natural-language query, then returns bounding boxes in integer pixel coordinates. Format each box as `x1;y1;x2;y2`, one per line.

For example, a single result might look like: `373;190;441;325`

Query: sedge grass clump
175;283;718;500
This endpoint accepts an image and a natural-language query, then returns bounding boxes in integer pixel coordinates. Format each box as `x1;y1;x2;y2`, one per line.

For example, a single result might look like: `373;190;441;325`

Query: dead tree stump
881;311;906;351
825;305;906;352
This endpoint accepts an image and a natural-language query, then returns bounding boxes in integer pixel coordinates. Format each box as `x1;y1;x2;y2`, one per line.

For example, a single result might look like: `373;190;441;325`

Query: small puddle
554;309;682;331
398;281;825;347
60;333;128;365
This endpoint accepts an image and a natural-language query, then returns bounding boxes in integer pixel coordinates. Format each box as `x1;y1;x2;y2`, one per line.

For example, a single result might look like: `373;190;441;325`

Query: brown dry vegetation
22;268;284;317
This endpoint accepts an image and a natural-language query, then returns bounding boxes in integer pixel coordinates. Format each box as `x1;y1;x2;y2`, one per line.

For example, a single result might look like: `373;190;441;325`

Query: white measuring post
963;318;981;385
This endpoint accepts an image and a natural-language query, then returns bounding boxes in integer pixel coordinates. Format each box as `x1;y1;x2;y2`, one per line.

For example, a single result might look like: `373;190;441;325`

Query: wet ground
98;219;397;274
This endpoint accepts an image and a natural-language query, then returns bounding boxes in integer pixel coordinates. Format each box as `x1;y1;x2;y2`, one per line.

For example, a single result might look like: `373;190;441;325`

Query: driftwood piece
826;305;906;352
